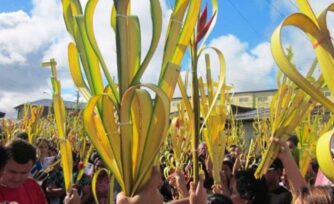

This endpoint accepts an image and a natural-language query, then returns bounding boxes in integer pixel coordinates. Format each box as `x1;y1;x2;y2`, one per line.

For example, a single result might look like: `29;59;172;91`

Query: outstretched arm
273;138;307;194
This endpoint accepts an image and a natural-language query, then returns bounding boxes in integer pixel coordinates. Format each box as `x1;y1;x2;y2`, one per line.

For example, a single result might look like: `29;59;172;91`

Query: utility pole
75;90;80;111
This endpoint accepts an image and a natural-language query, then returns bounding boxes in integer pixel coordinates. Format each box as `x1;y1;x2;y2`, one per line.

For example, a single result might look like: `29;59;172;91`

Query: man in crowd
0;139;48;203
265;158;292;204
0;139;81;204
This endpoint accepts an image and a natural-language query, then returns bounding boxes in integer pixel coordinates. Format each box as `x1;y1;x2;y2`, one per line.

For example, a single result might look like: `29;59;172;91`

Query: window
257;96;268;102
239;97;248;102
324;91;331;97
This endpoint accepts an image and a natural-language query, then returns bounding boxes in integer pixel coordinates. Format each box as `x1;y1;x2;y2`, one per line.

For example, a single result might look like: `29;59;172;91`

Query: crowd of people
0;129;333;204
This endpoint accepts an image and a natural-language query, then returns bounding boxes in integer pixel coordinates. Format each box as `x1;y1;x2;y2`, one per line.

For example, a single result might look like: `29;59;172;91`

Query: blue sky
0;0;333;117
217;0;275;46
0;0;32;13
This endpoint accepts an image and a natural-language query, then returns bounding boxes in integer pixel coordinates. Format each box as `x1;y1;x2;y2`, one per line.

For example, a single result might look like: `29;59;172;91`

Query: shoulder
23;178;44;191
269;187;292;204
24;177;40;186
23;178;48;203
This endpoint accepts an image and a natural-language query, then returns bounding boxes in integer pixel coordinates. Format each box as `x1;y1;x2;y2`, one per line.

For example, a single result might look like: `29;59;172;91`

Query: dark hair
269;158;283;171
5;139;37;164
222;158;234;170
0;145;8;169
15;131;29;141
230;144;237;148
311;159;319;173
287;135;299;146
235;168;269;204
208;193;233;204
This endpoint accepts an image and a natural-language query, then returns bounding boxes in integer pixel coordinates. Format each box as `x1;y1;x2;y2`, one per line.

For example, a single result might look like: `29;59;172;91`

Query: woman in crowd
32;137;55;175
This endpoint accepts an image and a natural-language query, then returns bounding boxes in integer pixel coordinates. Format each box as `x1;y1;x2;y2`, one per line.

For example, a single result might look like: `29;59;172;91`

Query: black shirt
268;186;292;204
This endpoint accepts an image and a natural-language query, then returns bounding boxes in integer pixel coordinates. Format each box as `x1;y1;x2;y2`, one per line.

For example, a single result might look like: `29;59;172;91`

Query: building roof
232;89;277;94
231;105;253;113
236;108;270;121
14;99;86;110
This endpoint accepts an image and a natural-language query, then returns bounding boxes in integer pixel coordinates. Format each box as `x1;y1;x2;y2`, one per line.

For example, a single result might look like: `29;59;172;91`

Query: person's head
286;135;299;149
198;142;208;157
208;193;233;204
264;158;283;190
35;137;49;158
235;168;269;204
229;144;240;158
14;131;28;141
295;186;334;204
222;157;234;179
1;139;37;188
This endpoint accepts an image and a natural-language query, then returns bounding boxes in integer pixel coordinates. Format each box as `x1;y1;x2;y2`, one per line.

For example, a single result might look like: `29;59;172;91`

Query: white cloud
0;1;64;65
0;0;69;118
0;89;50;119
0;0;278;118
0;0;173;118
195;34;276;92
268;1;334;79
42;33;71;70
0;10;29;28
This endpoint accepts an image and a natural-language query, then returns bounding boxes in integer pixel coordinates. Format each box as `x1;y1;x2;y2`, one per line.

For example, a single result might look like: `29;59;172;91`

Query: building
14;99;86;119
231;89;277;108
230;89;276;140
231;87;334;141
170;96;254;118
14;87;333;131
231;87;334;109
